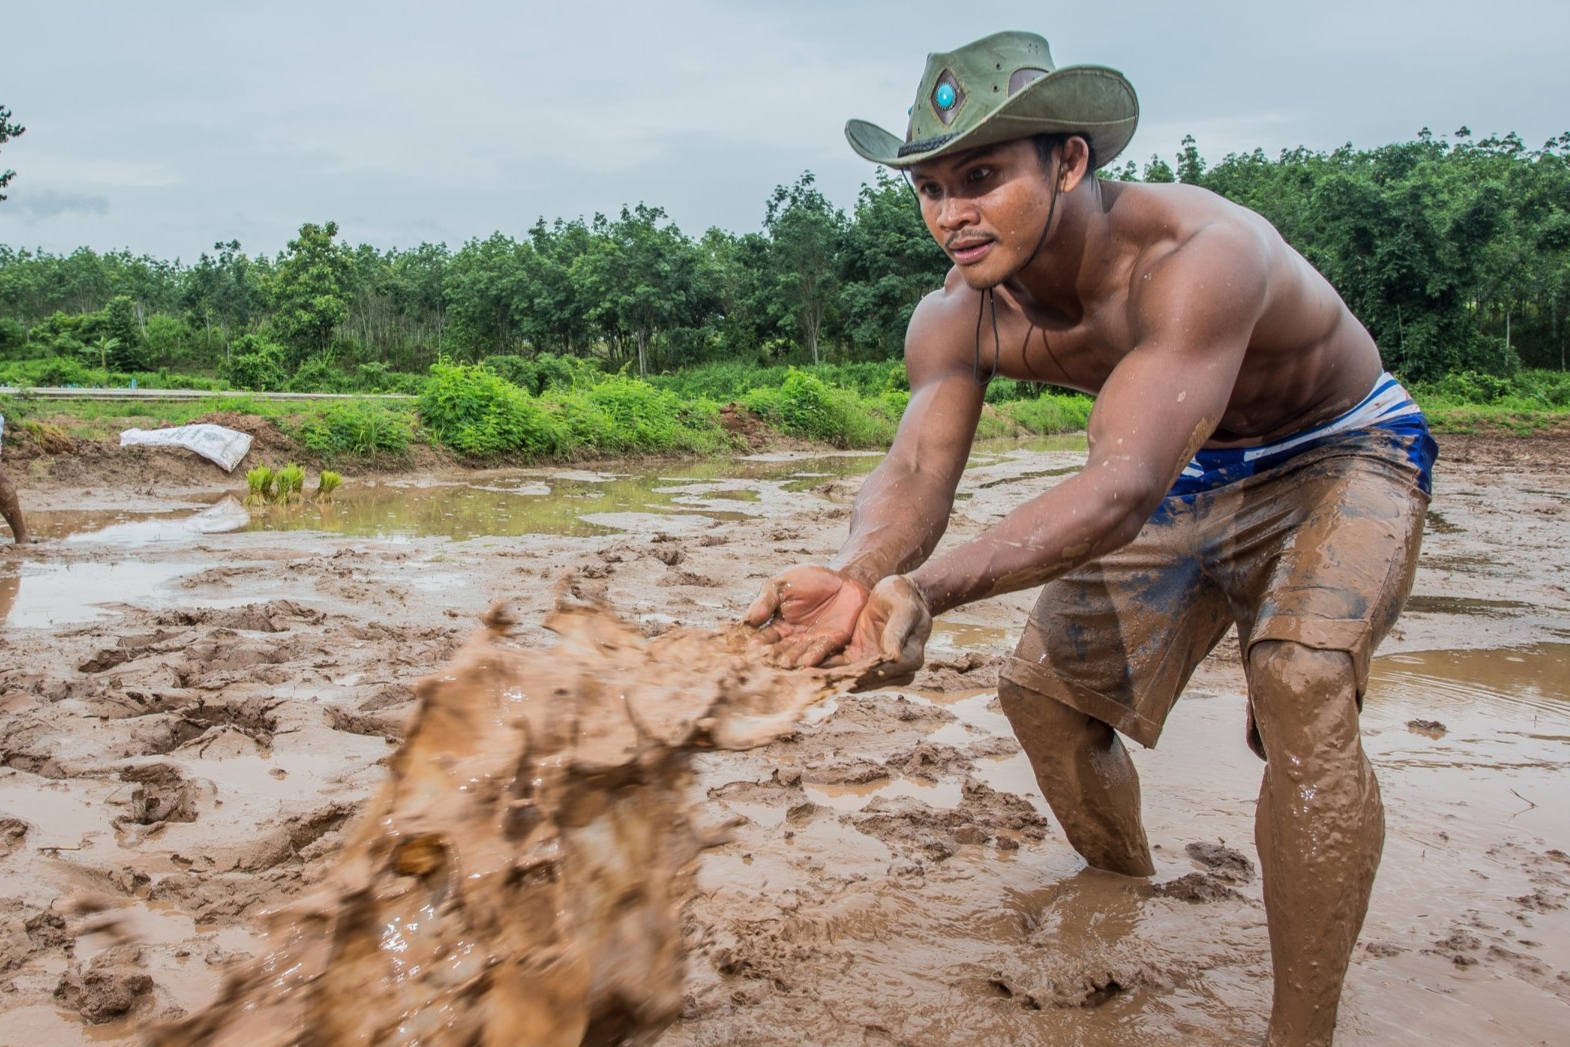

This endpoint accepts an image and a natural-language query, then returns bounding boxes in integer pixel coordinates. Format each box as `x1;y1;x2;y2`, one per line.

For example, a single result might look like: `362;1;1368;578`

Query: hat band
898;132;958;157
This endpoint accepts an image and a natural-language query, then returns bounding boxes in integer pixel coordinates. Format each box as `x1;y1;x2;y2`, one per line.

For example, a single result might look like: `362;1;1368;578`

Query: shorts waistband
1169;372;1434;499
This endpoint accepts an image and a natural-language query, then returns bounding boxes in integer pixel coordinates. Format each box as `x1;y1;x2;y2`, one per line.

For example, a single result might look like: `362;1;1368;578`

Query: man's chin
954;263;1009;292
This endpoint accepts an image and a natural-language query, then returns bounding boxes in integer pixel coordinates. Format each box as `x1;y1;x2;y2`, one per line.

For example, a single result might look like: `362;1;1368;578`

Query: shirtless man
746;31;1436;1047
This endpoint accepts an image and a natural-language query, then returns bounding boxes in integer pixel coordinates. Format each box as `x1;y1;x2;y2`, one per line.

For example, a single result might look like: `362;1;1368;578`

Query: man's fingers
761;631;847;669
747;623;783;647
743;583;780;628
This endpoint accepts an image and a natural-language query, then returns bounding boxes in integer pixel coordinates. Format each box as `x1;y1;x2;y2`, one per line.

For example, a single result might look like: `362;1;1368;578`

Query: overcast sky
2;0;1566;262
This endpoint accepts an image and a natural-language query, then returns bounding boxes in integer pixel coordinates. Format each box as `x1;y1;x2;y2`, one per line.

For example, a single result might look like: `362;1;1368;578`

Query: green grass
1409;369;1570;433
12;360;1567;468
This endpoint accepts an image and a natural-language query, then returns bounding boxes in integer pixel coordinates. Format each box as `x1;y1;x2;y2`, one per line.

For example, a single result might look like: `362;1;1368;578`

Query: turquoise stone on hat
934;82;957;110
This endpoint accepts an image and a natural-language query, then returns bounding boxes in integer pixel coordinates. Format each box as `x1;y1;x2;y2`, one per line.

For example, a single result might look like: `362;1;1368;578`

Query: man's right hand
744;565;871;669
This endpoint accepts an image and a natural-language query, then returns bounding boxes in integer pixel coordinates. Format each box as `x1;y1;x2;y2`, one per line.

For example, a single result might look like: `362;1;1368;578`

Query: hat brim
846;64;1138;171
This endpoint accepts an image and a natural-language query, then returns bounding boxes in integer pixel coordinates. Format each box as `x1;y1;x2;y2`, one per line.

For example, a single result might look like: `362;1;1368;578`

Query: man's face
909;138;1055;290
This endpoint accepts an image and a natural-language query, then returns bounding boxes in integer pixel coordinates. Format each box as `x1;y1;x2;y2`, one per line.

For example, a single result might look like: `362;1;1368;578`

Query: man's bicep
1086;232;1268;497
884;291;987;480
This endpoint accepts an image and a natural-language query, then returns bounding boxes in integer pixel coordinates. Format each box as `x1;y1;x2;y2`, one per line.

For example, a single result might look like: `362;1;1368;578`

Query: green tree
698;227;775;359
445;233;532;358
86;295;149;371
765;173;846;364
573;204;703;376
183;240;264;356
90;336;120;376
1176;134;1207;184
522;219;594;356
1143;154;1176;183
0;105;23;202
269;221;353;363
837;168;949;358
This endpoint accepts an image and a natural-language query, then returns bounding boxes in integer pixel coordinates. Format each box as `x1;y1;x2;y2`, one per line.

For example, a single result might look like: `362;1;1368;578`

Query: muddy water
0;433;1566;1046
146;598;859;1047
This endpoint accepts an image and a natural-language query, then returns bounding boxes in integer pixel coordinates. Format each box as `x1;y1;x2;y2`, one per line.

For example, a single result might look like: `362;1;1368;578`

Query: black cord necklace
972;156;1064;387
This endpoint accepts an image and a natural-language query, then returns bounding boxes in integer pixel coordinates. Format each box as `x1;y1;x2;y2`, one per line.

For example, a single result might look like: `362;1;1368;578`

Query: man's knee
1248;640;1363;767
999;677;1115;750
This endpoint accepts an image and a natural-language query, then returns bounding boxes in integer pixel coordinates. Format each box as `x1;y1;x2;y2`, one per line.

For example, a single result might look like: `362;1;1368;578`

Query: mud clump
1183;840;1256;884
0;898;72;973
55;945;159;1024
1144;872;1244;904
147;595;856;1047
843;776;1050;860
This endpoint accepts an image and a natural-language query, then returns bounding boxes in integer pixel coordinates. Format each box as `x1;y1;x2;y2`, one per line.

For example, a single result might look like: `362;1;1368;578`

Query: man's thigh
1001;503;1233;749
1204;433;1430;754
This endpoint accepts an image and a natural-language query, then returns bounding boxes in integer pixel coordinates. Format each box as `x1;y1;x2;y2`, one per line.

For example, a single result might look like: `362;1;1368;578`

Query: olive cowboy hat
846;30;1138;171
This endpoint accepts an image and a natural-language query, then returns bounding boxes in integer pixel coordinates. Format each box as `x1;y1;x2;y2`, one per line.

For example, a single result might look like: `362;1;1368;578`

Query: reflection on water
32;439;1091;546
1369;645;1570;714
0;560;196;628
36;455;896;545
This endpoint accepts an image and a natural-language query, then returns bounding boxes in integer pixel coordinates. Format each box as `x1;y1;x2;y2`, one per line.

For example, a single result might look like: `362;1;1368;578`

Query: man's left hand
831;575;932;687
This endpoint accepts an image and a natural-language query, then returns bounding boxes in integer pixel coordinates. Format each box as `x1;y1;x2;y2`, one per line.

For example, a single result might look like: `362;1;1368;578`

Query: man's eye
966;167;991;184
919;183;942;199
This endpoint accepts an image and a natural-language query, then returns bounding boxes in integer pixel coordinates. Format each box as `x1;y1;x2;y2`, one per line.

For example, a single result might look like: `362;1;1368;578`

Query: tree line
1;128;1566;385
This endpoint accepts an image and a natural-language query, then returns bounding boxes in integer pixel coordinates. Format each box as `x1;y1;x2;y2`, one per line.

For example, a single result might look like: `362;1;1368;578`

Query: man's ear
1060;135;1093;192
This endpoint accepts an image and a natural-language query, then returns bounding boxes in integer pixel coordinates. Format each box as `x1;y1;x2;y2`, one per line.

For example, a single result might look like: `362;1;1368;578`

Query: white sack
119;423;253;472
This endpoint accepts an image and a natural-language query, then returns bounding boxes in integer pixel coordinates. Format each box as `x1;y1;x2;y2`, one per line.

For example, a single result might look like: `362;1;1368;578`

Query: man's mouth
948;238;993;265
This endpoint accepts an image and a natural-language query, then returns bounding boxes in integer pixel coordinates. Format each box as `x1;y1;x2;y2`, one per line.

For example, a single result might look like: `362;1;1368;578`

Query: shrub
997;392;1094;433
550;377;727;455
0;318;27;359
739;369;903;448
351;361;424;394
482;352;601;395
223;335;290;391
419;362;564;457
298;402;413;457
287;356;349;393
35;357;94;387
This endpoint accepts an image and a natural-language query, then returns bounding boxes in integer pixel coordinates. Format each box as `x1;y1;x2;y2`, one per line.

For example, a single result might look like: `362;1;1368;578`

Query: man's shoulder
907;270;981;345
1112;181;1277;265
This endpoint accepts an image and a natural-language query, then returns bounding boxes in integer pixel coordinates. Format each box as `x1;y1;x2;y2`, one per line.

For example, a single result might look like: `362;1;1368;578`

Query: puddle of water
39;455;899;545
929;620;1018;652
1369;644;1570;716
0;561;195;628
1402;595;1529;616
60;497;251;546
38;438;1087;547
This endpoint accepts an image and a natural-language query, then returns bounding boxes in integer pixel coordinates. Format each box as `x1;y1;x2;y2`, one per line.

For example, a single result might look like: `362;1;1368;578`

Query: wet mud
0;432;1566;1045
147;595;854;1046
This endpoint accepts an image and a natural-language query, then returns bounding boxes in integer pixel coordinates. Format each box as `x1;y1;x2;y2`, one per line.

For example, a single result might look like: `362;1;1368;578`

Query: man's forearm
908;473;1151;616
828;459;957;589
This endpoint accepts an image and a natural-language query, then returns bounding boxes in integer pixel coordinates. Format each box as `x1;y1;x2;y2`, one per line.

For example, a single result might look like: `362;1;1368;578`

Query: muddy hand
744;564;870;669
834;575;931;689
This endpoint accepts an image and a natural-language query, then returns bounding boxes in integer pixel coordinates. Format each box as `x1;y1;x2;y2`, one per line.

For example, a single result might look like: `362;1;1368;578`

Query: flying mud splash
147;593;857;1047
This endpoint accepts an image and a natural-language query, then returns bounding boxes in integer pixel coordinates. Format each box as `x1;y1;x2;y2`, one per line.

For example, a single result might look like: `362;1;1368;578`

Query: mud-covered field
1;429;1567;1045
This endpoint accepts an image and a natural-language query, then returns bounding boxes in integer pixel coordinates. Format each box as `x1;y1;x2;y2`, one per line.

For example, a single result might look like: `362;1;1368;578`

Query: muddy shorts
999;418;1435;758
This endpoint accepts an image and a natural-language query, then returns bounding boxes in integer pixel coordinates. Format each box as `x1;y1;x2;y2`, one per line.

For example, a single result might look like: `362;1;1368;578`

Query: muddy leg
0;467;26;545
998;678;1155;877
1249;640;1383;1047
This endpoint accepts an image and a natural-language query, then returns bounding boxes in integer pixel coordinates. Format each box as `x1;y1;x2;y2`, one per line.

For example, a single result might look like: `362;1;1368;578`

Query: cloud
5;190;110;219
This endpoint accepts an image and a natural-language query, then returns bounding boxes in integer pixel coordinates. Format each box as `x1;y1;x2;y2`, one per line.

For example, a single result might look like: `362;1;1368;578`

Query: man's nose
937;194;975;230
